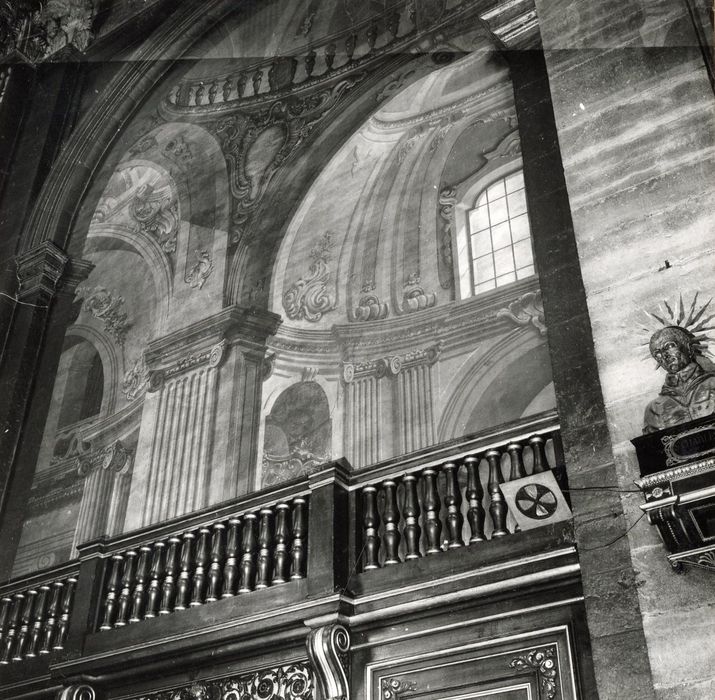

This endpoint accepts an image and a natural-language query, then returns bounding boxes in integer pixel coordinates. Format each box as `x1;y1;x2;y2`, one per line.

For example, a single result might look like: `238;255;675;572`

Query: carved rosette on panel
132;664;314;700
306;624;350;700
508;646;558;700
497;290;546;336
283;232;337;322
380;677;418;700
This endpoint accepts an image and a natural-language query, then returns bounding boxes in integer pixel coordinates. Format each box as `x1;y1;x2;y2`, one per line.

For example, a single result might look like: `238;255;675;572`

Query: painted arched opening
261;381;332;488
56;339;104;431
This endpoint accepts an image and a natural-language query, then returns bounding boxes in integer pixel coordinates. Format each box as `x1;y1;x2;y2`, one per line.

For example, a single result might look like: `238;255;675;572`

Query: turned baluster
175;533;195;610
508;442;526;480
39;582;62;653
366;22;378;51
272;504;291;584
252;68;262;95
222;519;241;597
115;551;137;626
0;594;23;664
159;537;181;614
0;597;11;645
382;480;401;565
194;83;204;106
54;577;76;649
464;456;485;543
324;43;336;71
239;514;258;593
291;498;307;580
256;508;274;589
403;475;421;560
530;435;549;473
304;48;316;78
387;12;400;40
345;33;357;62
362;486;381;570
27;585;48;657
145;542;166;618
191;528;211;606
237;73;248;97
13;589;36;659
100;555;124;629
444;462;464;548
422;468;442;554
486;449;509;537
129;546;152;622
222;77;232;102
208;80;218;104
206;523;225;602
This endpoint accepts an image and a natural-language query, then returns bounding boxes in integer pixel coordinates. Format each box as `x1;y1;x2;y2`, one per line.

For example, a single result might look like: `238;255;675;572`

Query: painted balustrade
356;423;562;571
98;496;309;631
0;568;78;665
166;2;415;109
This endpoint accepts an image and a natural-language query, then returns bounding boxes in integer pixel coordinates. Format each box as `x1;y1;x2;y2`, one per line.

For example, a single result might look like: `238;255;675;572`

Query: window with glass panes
467;170;534;295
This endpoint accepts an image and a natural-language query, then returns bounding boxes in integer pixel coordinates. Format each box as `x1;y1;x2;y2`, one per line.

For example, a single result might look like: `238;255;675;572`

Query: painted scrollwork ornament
283;231;337;322
497;290;546;336
130;183;179;254
122;355;149;400
79;286;129;346
185;250;214;290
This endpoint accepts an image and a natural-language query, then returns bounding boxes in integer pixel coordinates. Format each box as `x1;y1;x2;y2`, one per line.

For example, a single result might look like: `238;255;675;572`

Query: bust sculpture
643;325;715;433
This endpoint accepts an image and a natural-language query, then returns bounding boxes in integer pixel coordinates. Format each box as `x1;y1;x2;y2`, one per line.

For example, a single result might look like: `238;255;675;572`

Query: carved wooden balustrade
352;416;563;571
0;564;79;666
96;494;309;631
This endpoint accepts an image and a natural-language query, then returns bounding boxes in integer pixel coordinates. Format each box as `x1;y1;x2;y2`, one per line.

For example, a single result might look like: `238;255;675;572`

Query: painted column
72;441;132;554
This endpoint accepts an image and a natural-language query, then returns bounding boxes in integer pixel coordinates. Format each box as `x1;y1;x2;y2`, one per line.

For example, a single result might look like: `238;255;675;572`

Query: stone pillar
72;441;133;554
0;244;93;579
525;0;715;696
508;43;660;699
124;306;280;531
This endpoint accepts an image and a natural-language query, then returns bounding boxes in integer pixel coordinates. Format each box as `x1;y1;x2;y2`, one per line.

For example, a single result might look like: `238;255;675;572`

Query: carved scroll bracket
306;624;350;700
342;342;442;383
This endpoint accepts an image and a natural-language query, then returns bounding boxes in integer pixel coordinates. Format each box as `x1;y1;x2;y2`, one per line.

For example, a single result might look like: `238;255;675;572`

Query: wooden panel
368;628;577;700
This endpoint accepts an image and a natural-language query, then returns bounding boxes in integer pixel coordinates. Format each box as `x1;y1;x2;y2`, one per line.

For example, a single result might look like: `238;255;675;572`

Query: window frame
453;156;535;301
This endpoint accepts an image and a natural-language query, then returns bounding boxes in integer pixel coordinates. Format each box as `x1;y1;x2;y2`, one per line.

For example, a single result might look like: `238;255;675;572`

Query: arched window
466;170;534;295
